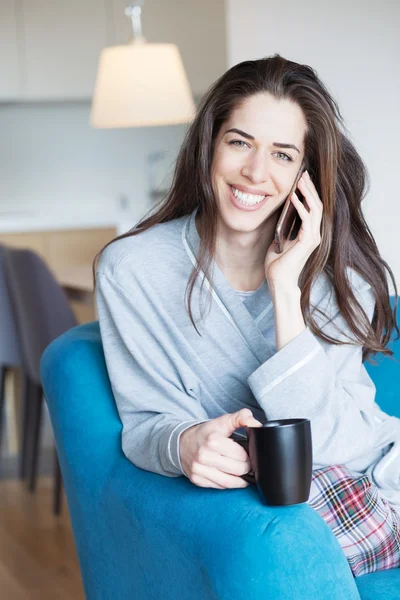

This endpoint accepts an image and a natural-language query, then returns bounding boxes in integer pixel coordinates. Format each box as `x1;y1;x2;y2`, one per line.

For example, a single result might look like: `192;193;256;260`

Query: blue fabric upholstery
364;296;400;418
40;297;400;599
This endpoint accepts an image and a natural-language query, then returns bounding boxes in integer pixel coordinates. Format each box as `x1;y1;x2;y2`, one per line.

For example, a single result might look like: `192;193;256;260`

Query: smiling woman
92;53;400;578
93;53;397;361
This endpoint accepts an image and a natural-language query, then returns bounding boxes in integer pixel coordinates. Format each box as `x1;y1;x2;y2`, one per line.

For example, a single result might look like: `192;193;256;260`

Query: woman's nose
241;152;271;184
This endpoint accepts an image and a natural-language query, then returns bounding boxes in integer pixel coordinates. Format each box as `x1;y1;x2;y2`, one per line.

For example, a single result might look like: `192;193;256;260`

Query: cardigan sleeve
247;281;398;467
95;271;211;478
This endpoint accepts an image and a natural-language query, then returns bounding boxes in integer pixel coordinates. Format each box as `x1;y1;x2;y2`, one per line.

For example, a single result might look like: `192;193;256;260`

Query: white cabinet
20;0;111;100
110;0;227;99
0;0;226;101
0;1;21;100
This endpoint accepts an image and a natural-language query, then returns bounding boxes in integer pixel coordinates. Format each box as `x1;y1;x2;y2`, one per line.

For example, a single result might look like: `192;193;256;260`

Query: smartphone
274;160;307;254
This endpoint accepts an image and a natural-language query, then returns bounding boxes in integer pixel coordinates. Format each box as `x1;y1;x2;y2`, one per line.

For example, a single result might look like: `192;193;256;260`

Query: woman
94;54;400;577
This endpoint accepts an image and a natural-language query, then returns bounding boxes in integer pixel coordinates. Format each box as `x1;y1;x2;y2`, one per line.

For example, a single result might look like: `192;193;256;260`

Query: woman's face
210;92;308;235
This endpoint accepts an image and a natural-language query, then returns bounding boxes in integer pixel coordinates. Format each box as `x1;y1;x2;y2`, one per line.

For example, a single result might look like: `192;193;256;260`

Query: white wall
226;0;400;292
0;101;189;228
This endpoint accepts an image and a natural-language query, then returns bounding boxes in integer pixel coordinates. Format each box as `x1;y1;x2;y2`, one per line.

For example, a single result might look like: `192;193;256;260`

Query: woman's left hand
264;170;323;289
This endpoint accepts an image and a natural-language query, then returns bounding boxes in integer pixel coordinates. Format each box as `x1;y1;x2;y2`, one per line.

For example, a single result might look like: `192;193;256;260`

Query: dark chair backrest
0;245;22;367
3;246;77;384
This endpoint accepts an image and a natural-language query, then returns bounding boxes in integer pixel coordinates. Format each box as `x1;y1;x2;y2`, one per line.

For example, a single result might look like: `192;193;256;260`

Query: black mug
230;418;312;506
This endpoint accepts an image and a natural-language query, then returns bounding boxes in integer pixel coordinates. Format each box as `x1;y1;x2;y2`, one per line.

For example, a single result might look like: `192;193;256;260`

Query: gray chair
3;245;78;514
0;246;29;476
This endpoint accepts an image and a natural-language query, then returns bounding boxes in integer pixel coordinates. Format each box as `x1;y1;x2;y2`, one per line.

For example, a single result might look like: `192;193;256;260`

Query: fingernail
305;170;310;180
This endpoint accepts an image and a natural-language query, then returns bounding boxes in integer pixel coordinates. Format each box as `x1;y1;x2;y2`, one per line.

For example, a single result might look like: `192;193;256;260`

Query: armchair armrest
101;463;361;600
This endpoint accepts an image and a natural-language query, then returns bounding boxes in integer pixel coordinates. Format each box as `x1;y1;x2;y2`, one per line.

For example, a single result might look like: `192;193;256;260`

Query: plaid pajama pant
307;464;400;577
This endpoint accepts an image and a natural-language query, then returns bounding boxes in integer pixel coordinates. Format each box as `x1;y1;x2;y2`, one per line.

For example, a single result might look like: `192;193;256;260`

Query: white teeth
231;186;266;205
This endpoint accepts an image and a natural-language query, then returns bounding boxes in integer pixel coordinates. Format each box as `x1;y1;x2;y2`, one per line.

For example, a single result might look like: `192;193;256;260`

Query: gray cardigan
96;207;400;511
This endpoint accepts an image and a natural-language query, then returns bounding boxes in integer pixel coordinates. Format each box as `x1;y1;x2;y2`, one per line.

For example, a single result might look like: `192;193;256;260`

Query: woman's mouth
228;184;270;211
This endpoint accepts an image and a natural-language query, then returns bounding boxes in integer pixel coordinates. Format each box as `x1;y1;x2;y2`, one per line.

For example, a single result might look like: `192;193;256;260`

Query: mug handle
229;433;257;485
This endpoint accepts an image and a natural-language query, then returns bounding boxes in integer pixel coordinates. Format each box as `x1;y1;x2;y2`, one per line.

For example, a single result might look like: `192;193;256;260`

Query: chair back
0;245;22;367
4;247;77;383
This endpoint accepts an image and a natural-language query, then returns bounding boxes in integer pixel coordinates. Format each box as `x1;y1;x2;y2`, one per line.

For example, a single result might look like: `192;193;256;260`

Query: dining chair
3;245;77;514
0;245;31;477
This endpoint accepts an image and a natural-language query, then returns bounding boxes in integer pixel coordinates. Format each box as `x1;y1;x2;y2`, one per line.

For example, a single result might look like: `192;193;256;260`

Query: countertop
0;208;145;235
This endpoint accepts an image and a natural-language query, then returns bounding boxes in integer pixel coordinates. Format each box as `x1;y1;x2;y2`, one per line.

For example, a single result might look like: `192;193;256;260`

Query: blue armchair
40;299;400;599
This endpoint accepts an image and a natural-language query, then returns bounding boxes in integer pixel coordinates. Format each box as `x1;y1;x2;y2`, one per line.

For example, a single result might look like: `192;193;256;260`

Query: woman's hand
264;170;323;289
179;409;263;489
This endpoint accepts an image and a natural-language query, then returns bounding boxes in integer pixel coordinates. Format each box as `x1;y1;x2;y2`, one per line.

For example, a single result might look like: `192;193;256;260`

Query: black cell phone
274;160;307;254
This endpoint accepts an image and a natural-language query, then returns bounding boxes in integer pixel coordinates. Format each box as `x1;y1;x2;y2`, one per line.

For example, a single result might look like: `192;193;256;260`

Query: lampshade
90;42;196;128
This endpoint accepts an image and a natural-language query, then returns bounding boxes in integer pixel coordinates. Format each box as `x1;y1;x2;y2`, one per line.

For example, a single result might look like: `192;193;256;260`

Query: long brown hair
93;53;399;364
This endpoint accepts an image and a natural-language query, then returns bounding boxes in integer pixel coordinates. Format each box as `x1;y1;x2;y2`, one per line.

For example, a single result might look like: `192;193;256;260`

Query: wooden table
55;263;98;325
55;264;95;304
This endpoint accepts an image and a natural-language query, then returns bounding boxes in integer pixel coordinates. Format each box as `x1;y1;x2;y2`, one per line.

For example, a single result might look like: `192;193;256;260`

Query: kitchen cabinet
0;0;226;102
0;226;116;323
0;226;116;271
20;0;112;100
45;228;116;272
0;0;21;100
0;231;48;259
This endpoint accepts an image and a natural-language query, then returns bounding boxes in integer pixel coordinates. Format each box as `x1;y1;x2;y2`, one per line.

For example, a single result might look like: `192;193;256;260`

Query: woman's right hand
179;409;263;489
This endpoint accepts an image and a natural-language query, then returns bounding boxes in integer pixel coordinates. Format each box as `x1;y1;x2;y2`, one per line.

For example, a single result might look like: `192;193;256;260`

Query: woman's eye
228;139;248;148
274;152;292;162
228;141;292;162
